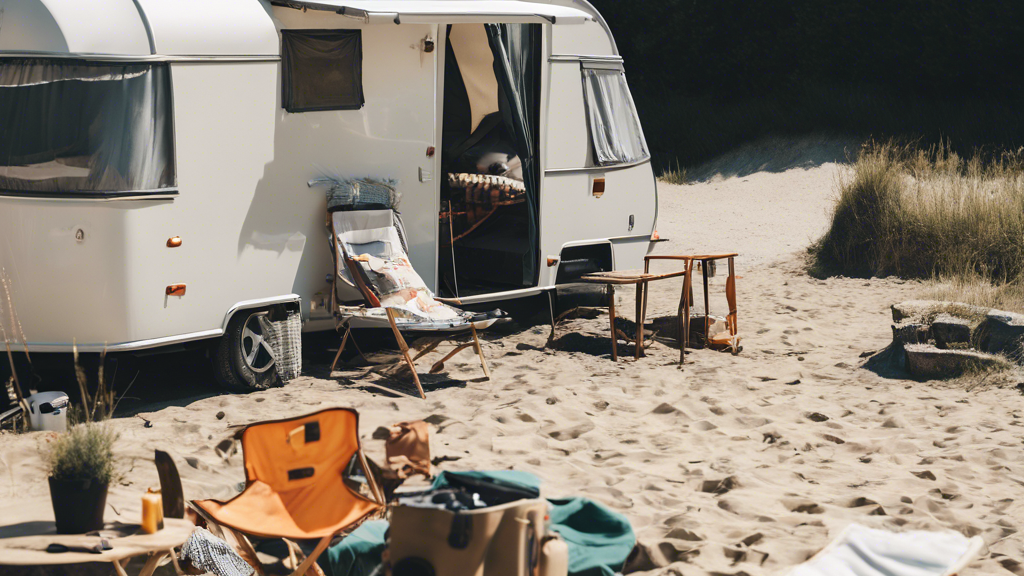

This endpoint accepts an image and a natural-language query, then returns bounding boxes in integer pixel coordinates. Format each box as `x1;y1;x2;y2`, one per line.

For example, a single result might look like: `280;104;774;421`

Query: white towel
789;524;984;576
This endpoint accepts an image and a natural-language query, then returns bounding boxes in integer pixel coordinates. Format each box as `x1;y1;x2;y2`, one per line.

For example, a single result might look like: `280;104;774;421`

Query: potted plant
45;424;119;534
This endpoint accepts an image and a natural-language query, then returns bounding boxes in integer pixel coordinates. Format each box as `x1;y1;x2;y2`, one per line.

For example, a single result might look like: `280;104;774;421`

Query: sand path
2;144;1022;576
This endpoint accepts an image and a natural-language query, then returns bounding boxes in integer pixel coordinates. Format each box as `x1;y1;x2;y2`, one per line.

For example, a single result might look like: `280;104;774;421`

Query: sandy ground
2;138;1023;575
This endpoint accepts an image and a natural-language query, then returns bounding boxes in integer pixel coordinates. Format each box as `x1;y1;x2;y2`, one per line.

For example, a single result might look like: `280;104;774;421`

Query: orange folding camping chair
193;408;384;576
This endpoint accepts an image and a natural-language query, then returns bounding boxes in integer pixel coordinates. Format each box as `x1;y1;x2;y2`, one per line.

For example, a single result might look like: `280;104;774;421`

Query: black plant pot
48;476;108;534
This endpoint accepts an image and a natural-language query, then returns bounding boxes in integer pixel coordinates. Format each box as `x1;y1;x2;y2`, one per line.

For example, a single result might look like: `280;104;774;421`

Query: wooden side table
579;268;690;361
0;518;194;576
643;253;740;363
580;253;739;365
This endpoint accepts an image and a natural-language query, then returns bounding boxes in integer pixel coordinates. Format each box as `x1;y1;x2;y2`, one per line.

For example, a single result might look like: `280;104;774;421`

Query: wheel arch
221;294;302;331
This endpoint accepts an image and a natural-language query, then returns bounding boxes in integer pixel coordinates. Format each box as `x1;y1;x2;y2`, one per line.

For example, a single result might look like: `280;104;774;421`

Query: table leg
634;281;643;360
681;259;694;365
113;558;130;576
140;550;169;576
608;284;618;361
640;280;648;358
677;293;686;365
702;260;711;347
727;256;739;354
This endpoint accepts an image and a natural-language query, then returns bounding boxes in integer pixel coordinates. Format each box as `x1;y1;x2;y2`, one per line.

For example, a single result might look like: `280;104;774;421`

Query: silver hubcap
241;313;276;374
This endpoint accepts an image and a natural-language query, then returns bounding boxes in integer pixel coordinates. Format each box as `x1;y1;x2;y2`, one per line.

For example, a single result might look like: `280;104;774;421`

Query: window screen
0;59;176;196
282;30;364;113
581;65;649;166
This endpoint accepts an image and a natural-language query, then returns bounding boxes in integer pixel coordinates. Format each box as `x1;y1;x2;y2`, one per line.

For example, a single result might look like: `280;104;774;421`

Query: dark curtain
485;23;541;287
282;30;364;112
0;60;175;194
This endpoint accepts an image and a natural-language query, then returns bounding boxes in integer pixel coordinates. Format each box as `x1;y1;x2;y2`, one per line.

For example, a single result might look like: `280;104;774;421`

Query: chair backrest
155;450;185;519
240;408;382;529
332;209;397;304
331;210;462;323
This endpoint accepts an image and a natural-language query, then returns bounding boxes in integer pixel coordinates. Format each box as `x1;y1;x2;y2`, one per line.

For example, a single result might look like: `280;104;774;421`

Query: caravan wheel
213;310;282;392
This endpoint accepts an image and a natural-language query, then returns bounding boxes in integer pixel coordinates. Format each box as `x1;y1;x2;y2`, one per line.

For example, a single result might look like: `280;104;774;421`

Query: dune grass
921;277;1024;315
811;142;1024;300
659;159;689;185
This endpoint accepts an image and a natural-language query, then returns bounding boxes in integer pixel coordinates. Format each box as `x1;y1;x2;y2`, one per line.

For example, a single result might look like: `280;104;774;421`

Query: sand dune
1;139;1022;575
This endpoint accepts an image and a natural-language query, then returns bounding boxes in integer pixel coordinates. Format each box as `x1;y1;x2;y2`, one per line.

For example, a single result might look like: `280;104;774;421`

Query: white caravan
0;0;657;389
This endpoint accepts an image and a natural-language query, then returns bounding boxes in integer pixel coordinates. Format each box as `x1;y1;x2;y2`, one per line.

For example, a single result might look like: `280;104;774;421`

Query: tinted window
0;59;176;195
282;30;364;113
582;65;649;166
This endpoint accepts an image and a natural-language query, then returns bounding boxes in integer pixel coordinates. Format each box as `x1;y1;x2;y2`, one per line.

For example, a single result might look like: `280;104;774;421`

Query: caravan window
282;30;364;112
0;60;176;197
581;64;649;166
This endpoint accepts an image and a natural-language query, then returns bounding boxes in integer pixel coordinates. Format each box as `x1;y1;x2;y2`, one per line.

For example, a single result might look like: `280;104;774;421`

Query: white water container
27;392;69;432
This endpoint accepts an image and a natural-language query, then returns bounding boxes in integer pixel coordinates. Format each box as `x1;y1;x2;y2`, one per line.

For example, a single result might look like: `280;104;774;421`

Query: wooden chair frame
329;220;490;400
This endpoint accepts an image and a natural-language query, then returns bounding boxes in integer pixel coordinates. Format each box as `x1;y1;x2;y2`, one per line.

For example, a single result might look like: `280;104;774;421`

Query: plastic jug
27;392;69;432
538;534;569;576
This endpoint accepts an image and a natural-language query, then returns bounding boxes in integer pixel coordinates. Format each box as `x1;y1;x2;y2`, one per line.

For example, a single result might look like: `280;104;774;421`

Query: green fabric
548;497;635;576
431;469;542;494
326;472;634;576
322;520;388;576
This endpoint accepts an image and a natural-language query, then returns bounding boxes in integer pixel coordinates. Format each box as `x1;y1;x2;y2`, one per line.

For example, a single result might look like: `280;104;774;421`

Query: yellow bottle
141;488;164;534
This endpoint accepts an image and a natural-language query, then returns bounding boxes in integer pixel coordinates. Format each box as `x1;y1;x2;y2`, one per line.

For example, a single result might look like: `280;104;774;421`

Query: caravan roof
0;0;278;57
0;0;594;59
275;0;591;25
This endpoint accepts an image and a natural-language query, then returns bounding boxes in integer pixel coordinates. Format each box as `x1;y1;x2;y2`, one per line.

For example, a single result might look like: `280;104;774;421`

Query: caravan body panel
0;0;657;352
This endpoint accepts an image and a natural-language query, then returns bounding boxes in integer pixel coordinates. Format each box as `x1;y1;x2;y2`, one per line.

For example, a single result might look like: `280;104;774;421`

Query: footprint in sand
544;421;595;440
783;499;825;514
700;476;739;495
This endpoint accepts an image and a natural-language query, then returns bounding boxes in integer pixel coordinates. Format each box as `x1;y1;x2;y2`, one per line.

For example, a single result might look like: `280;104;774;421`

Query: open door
436;22;542;298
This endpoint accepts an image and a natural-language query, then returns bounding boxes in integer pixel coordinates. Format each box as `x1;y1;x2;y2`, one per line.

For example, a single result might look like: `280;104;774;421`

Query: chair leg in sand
330;321;370;373
471;324;491;379
386;308;427;400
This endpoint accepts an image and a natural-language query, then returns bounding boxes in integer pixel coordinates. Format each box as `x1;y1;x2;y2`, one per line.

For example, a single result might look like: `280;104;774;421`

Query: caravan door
266;6;441;328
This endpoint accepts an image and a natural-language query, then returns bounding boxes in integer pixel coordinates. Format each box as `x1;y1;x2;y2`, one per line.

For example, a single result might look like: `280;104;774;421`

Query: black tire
213;309;282;392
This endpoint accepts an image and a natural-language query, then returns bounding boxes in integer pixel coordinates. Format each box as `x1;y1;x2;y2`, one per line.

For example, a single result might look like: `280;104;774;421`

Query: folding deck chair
193;408;385;576
328;208;501;399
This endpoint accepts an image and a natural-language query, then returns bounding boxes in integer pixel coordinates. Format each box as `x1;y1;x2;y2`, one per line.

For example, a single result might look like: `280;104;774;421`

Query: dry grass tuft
811;141;1024;284
922;277;1024;315
659;159;689;185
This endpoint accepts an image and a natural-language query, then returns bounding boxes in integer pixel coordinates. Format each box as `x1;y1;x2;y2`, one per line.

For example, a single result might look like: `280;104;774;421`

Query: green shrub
811;142;1024;281
45;424;119;484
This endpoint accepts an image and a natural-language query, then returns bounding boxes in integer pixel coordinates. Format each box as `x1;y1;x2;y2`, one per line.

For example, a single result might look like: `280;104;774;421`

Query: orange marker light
167;237;182;248
165;284;186;297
